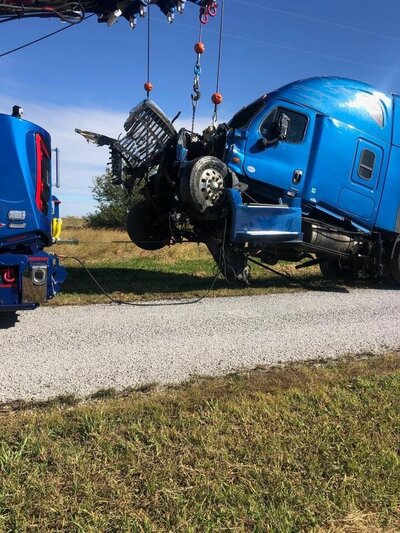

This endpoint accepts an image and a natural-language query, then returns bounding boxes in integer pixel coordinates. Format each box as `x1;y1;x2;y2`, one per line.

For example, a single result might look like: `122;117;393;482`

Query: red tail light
1;267;17;286
35;133;51;214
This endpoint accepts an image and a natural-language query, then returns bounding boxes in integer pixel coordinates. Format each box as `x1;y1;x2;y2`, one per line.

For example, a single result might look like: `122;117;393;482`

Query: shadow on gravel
61;266;357;298
0;312;19;329
64;267;224;296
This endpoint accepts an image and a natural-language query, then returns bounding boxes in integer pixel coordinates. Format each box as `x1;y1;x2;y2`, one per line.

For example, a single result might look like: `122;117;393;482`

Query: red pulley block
194;41;205;54
211;92;223;105
207;2;218;17
144;81;153;92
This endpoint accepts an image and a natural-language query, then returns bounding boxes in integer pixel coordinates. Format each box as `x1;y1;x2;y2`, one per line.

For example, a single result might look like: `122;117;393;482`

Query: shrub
84;171;136;230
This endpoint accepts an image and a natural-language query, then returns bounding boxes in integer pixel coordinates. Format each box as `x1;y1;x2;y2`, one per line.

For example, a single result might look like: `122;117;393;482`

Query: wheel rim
199;168;225;207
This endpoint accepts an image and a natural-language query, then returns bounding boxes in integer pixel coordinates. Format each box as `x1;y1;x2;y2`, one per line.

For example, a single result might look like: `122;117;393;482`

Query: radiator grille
116;99;177;168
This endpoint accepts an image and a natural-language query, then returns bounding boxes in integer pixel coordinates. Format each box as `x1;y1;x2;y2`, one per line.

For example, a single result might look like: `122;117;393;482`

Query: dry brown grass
57;223;211;264
50;219;373;306
319;509;400;532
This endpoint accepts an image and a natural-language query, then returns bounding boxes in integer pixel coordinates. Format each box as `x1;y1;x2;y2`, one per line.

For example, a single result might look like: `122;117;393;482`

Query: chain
191;23;204;132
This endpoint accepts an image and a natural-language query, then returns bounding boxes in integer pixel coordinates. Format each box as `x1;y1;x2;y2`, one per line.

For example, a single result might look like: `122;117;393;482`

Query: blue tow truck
0;0;215;311
79;76;400;284
0;110;65;311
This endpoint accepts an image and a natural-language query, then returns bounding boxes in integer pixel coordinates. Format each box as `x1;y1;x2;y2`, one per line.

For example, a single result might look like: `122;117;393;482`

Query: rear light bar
0;267;17;286
35;133;51;214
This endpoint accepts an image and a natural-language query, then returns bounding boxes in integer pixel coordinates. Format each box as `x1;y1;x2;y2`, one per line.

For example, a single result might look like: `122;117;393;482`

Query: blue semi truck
79;76;400;285
0;110;65;311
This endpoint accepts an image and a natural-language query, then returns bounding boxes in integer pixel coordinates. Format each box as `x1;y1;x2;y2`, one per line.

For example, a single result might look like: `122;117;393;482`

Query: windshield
228;97;266;129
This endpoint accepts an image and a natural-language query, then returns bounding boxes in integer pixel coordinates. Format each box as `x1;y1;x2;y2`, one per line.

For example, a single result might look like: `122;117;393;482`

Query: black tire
150;170;175;211
126;200;170;250
319;259;356;280
389;241;400;283
180;156;229;221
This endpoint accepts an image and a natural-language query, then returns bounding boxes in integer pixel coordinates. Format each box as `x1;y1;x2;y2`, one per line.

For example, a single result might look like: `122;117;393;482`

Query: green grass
52;258;375;306
55;258;329;305
1;355;399;532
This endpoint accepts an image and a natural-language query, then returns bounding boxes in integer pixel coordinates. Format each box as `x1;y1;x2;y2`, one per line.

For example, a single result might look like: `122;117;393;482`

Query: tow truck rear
0;109;65;311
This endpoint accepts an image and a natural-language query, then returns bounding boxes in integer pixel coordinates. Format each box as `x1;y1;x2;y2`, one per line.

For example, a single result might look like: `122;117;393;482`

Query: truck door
304;113;388;229
243;102;313;196
337;138;385;224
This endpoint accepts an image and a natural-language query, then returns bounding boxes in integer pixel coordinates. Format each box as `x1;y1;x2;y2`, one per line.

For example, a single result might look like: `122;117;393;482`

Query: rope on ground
58;255;221;307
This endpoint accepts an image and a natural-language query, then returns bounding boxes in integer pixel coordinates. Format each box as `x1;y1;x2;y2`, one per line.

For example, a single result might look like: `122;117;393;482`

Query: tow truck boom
0;0;212;28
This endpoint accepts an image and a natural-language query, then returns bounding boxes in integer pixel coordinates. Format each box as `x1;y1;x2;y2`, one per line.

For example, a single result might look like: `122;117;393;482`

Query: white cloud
0;94;216;215
2;94;127;215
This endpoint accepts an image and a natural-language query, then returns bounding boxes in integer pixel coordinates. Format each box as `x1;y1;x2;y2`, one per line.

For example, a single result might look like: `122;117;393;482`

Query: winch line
58;222;231;306
191;19;204;132
212;0;225;128
146;0;151;99
59;254;221;307
214;0;224;96
0;14;94;58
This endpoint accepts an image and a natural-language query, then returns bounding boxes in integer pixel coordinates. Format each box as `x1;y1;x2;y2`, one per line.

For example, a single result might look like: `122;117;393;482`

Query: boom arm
0;0;213;28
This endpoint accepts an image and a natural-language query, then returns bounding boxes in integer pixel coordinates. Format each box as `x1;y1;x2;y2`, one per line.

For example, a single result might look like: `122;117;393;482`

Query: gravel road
1;288;399;403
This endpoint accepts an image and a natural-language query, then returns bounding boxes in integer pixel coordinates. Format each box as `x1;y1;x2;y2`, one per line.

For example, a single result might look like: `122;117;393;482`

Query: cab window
358;149;375;180
261;107;308;144
228;98;265;129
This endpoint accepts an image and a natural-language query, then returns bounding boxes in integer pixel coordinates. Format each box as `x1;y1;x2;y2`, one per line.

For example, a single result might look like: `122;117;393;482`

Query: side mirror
277;112;290;140
258;112;291;149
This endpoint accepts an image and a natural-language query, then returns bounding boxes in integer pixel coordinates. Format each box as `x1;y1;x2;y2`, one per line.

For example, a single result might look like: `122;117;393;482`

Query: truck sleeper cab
0;112;65;311
222;77;400;282
77;77;400;285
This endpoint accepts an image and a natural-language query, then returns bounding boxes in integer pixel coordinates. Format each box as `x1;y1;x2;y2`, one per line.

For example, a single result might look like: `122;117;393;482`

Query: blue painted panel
302;116;356;213
350;139;383;190
392;95;400;147
338;188;375;220
228;189;302;244
270;77;392;145
375;145;400;233
242;100;314;195
0;114;52;247
302;116;389;228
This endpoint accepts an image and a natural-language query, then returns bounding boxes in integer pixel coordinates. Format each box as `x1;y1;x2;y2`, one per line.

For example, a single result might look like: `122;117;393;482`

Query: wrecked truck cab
77;77;400;285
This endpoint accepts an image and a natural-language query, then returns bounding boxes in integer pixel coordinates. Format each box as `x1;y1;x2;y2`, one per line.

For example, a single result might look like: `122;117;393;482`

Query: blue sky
2;0;400;215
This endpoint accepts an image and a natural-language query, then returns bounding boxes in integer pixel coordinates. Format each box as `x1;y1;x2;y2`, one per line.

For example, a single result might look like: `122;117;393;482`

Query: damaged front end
77;99;301;285
77;100;246;283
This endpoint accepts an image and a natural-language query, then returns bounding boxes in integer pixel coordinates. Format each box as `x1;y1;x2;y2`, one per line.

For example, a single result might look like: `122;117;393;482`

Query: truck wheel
319;259;355;280
127;200;170;250
180;156;229;221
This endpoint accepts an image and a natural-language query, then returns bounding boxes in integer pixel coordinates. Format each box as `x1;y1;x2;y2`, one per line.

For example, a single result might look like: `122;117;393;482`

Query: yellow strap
52;218;63;241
